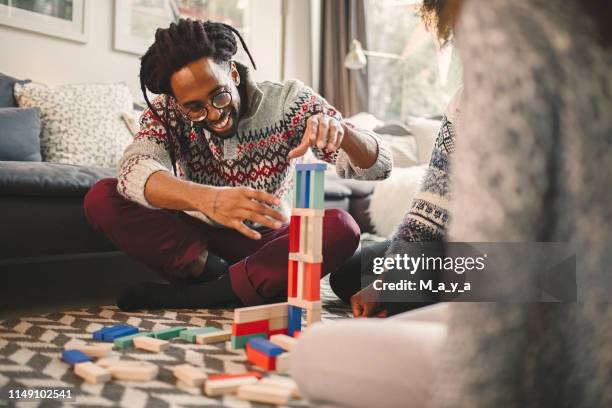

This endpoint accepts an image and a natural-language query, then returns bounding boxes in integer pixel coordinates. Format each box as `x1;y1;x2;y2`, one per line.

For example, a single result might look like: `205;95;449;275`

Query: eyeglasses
177;90;232;122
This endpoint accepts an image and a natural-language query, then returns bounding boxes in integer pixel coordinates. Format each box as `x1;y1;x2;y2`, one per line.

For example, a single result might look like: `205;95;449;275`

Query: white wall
0;0;309;101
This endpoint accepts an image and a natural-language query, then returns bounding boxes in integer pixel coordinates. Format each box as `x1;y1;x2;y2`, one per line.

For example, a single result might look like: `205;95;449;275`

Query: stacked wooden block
231;163;326;376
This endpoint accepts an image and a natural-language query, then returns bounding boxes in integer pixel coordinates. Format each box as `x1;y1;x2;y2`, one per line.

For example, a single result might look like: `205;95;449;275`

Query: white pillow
378;133;419;168
408;116;441;164
14;82;134;167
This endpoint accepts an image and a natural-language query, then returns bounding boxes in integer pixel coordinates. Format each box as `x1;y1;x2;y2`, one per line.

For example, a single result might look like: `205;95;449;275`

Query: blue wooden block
62;349;92;365
247;338;285;357
93;324;132;341
102;326;138;342
296;163;327;171
299;170;311;208
288;305;302;337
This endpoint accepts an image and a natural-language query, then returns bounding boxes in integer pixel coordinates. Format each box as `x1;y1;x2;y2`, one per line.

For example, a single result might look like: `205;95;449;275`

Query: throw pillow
408;116;442;164
0;72;30;108
14;82;134;167
0;107;42;161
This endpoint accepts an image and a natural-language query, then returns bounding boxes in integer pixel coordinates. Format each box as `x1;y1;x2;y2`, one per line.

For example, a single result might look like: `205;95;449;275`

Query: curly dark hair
139;18;255;175
420;0;463;46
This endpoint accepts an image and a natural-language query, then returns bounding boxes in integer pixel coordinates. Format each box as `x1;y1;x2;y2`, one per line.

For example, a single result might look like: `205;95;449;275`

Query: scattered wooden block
232;320;269;337
102;325;139;342
151;326;187;340
133;336;169;353
306;308;321;326
248;338;284;357
62;350;92;366
179;327;219;343
237;383;292;405
172;364;207;387
64;340;113;358
246;342;276;371
113;332;154;349
275;352;291;374
269;334;296;352
260;376;300;398
93;324;132;341
288;297;322;311
107;361;158;381
287;305;302;337
204;376;259;396
207;371;262;381
74;362;111;384
233;302;288;324
195;329;231;345
96;358;145;368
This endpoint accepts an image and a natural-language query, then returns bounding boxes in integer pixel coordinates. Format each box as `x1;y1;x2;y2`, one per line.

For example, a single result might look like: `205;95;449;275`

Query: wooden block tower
231;162;326;371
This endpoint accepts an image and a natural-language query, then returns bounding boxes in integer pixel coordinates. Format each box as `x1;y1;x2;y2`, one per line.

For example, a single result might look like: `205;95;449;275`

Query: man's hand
288;114;345;159
191;186;286;240
350;283;388;318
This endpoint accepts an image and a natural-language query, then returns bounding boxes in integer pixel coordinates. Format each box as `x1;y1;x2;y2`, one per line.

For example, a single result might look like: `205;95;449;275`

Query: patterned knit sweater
386;87;463;254
117;64;392;222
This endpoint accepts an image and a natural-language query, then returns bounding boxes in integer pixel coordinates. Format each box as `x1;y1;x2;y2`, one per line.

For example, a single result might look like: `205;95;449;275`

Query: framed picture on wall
113;0;251;56
0;0;90;43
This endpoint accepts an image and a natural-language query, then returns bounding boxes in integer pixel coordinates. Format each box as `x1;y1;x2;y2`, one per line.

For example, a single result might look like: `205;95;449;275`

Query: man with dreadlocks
84;19;392;310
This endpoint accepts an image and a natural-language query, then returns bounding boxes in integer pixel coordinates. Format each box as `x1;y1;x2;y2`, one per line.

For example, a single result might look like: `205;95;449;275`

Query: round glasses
177;90;232;122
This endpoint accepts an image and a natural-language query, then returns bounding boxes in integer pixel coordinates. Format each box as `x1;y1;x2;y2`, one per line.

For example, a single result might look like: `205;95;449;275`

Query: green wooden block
179;327;220;343
309;170;325;209
152;326;187;340
113;332;154;349
230;332;267;349
294;170;302;207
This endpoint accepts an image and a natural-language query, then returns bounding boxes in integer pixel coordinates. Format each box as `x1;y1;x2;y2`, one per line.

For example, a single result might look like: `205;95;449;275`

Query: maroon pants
83;179;360;306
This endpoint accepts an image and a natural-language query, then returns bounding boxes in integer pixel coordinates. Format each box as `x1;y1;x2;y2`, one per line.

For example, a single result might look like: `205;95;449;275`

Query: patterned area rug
0;278;351;407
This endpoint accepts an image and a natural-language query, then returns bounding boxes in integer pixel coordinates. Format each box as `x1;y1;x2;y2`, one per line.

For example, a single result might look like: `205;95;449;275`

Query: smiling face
170;57;242;138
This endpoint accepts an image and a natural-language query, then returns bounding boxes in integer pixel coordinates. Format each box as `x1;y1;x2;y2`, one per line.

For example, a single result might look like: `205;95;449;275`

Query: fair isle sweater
386;87;463;254
117;64;392;222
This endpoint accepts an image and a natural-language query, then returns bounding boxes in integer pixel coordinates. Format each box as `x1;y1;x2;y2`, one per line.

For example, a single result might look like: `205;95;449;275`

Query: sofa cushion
0;72;30;108
0;108;42;162
0;161;115;197
14;82;134;167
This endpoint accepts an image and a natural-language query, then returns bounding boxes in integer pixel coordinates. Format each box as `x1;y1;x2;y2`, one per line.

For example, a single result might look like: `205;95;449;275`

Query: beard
201;108;239;140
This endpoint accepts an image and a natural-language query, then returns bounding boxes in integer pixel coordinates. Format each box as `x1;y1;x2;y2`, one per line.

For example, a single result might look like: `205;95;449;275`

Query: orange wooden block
287;259;298;298
246;342;276;371
303;262;321;301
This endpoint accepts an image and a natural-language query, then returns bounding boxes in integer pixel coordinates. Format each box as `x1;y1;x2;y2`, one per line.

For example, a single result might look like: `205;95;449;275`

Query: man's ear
230;62;241;86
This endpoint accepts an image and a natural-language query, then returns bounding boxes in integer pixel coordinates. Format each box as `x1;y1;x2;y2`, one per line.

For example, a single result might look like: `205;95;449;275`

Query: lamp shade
344;39;368;70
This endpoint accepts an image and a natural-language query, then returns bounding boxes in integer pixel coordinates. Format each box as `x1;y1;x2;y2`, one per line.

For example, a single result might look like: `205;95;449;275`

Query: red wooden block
287;260;298;298
293;330;301;339
246;342;276;371
268;328;288;338
207;371;263;381
232;320;270;336
303;262;321;301
289;215;300;252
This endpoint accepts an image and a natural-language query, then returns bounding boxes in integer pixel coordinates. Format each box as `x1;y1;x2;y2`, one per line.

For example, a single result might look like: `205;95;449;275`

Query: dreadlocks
139;19;256;175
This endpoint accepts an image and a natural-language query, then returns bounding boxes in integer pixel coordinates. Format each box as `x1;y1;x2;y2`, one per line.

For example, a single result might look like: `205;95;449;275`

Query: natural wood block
260;376;300;398
269;334;297;352
237;383;292;405
305;216;323;259
288;297;322;311
180;327;220;343
195;329;231;344
298;215;307;254
268;316;288;331
133;336;169;353
204;376;259;396
289;252;322;263
113;332;154;349
75;362;111;384
207;371;262;382
306;308;321;326
291;208;324;217
64;340;113;358
296;261;305;300
275;353;291;374
233;302;288;324
173;364;207;387
104;361;158;381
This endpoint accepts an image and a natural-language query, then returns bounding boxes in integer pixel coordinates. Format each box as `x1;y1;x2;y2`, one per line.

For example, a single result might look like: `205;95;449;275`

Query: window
365;0;462;121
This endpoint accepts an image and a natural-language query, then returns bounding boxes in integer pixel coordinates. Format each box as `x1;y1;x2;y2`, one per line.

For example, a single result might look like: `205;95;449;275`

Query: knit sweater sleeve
386;116;455;254
116;97;175;209
283;81;392;181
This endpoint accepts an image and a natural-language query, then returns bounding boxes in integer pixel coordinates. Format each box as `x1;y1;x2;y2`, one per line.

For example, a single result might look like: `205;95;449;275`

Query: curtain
319;0;369;116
